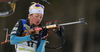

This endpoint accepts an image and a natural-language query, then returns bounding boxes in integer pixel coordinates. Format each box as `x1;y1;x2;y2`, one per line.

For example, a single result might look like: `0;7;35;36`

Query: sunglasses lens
41;5;44;9
36;4;40;7
35;4;44;9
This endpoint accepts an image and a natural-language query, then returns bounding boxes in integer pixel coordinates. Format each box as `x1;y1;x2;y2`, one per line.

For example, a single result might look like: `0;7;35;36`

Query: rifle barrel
59;21;81;26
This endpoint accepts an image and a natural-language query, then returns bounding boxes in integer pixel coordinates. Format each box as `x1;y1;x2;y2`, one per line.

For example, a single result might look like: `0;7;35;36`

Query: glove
40;28;48;37
30;34;40;40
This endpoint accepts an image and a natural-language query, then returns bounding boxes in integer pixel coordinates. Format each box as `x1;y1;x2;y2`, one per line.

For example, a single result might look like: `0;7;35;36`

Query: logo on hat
38;10;41;12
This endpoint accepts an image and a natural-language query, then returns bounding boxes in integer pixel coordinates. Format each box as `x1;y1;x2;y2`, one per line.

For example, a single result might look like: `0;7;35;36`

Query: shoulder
14;19;27;27
17;19;27;23
19;19;28;22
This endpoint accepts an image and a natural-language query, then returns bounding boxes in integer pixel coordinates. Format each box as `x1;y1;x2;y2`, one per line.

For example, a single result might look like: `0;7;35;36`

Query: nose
37;17;42;21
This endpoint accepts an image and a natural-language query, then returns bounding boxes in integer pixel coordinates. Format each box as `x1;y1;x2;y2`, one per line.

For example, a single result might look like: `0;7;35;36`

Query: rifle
1;18;87;44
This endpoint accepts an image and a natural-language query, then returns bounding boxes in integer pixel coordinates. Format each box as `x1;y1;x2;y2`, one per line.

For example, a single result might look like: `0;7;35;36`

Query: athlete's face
29;13;43;26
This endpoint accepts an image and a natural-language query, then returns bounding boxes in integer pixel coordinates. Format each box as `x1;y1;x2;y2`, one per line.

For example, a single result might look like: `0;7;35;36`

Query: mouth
36;21;40;24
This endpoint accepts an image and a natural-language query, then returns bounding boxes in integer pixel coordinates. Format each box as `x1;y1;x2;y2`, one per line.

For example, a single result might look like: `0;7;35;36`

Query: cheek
40;19;43;22
30;16;35;22
30;16;35;20
31;18;36;22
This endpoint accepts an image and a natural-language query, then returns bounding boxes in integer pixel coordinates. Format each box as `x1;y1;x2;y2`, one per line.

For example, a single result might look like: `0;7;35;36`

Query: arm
10;19;31;45
10;35;31;45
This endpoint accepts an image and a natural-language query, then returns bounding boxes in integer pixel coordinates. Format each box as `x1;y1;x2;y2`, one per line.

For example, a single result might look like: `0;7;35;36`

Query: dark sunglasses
35;4;44;9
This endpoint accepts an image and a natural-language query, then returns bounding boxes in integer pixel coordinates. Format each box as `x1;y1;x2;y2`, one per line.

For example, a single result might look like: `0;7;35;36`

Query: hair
28;2;36;19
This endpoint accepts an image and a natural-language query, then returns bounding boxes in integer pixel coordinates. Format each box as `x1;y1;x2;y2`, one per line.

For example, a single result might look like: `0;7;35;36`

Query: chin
35;24;39;26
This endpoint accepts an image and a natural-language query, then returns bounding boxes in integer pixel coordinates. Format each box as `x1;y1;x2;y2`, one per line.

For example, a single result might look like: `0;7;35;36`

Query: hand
40;28;48;37
30;34;40;40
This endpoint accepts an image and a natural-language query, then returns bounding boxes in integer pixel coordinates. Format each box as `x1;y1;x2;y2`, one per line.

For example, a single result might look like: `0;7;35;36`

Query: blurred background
0;0;100;52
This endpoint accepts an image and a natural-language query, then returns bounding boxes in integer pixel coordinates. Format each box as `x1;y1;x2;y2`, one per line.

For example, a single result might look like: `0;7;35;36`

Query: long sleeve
10;19;31;45
10;35;31;45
